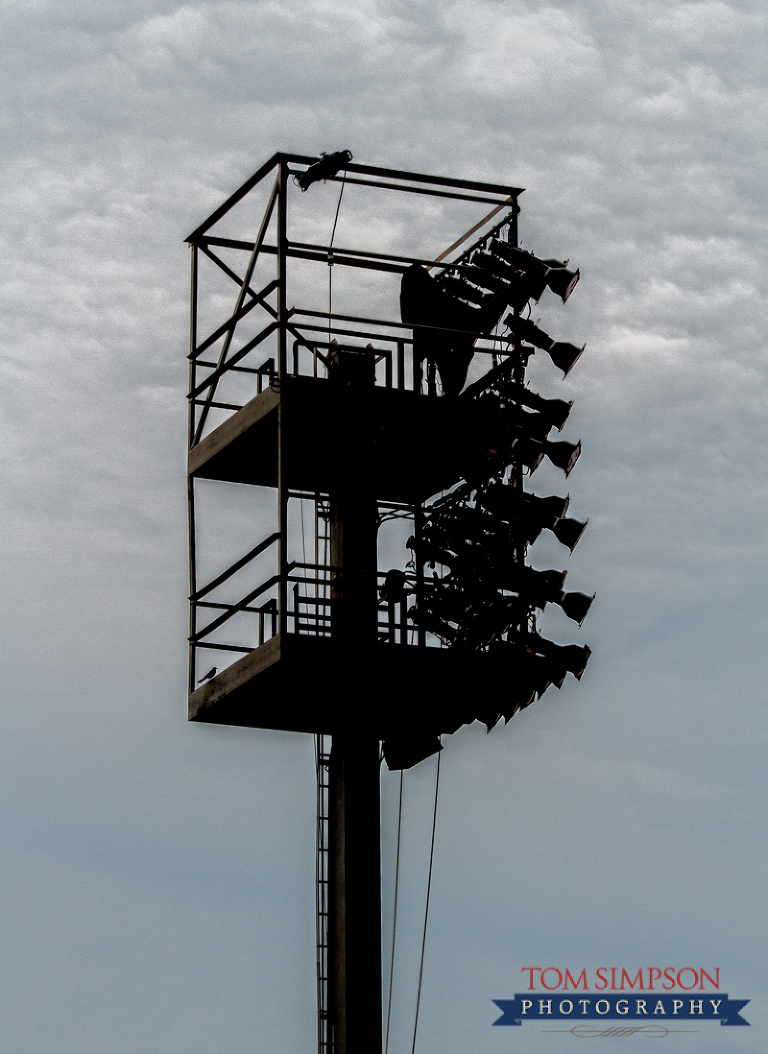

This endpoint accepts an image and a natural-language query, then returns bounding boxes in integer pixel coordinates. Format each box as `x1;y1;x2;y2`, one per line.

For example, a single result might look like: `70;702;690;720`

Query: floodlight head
490;244;580;302
543;263;580;302
517;389;573;431
515;566;568;609
296;149;353;191
523;635;591;679
534;493;571;521
511;436;545;473
545;438;582;476
546;341;585;376
473;248;547;303
477;484;570;535
550;516;588;552
488;242;549;301
558;591;595;626
555;643;591;679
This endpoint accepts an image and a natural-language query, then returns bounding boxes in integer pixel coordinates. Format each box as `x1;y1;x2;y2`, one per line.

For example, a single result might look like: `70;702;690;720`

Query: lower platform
188;633;515;739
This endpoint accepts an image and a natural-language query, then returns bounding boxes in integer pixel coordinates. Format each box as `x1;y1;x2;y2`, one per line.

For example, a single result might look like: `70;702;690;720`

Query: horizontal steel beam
186;153;524;242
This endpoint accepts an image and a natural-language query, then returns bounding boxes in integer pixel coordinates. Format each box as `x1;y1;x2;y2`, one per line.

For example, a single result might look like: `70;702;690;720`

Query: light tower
185;151;591;1054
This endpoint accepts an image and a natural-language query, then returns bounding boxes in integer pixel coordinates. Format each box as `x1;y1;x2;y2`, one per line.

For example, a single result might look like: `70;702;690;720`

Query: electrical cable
327;173;347;349
411;748;442;1054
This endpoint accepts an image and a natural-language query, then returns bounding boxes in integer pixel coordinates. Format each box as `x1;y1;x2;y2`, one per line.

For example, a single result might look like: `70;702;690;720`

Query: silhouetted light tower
185;151;591;1054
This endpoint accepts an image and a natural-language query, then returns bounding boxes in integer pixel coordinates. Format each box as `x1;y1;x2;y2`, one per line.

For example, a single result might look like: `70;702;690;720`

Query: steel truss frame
186;153;523;697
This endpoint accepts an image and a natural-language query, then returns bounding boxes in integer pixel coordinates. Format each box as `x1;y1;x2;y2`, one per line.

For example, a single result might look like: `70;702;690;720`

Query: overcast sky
2;1;767;1052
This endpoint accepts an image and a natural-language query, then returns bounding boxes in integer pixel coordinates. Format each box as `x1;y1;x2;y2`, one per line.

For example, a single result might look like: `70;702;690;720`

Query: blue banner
493;993;750;1027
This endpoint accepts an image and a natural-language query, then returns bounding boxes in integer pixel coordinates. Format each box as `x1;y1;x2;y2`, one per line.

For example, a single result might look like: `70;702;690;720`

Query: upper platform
189;374;483;502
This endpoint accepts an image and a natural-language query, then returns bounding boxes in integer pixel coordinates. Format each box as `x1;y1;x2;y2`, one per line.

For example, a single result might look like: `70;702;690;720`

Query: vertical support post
188;243;198;448
188;243;199;694
277;160;289;640
328;346;378;649
327;345;382;1054
329;732;382;1054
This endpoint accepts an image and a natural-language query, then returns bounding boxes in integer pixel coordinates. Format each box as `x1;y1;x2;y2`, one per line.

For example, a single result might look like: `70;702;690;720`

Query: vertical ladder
316;733;332;1054
316;497;333;1054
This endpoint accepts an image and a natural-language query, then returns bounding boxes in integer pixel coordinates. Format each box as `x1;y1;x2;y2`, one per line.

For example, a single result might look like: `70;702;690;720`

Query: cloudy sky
2;1;767;1052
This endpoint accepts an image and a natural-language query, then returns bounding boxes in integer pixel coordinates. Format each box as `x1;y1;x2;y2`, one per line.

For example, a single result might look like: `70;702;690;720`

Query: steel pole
327;345;382;1054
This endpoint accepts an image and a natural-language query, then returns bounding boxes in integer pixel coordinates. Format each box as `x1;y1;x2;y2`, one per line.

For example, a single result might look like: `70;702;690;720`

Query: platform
189;375;479;501
188;633;514;739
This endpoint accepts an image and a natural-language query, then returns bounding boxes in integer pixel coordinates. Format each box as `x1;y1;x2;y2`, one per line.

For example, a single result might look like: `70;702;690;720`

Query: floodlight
510;437;546;473
438;274;497;309
516;389;573;431
543;439;582;475
550;516;588;552
477;482;570;533
546;341;585;377
503;313;554;350
489;242;580;302
558;591;595;626
542;262;581;302
523;636;591;678
296;149;353;191
512;437;581;476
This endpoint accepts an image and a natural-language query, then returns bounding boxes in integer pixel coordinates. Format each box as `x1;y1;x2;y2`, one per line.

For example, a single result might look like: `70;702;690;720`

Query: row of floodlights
447;383;583;489
380;630;592;769
436;237;584;379
438;239;580;311
408;491;593;635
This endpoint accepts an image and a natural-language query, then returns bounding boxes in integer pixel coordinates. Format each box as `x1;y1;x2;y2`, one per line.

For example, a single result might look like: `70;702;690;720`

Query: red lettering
677;968;698;990
595;968;608;990
521;968;539;990
541;968;563;990
564;969;588;991
610;967;617;989
648;968;661;989
619;969;644;990
700;968;720;990
662;968;676;990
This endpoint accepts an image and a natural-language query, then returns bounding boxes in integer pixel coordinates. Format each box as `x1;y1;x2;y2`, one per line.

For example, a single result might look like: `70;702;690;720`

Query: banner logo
493;992;750;1027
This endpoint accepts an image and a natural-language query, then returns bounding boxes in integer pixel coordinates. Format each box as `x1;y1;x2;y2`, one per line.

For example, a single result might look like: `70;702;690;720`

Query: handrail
192;574;281;642
189;320;279;400
192;533;281;601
